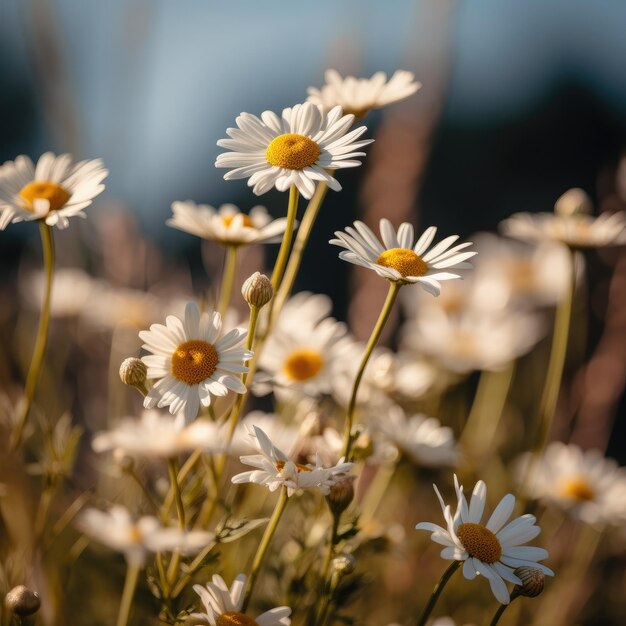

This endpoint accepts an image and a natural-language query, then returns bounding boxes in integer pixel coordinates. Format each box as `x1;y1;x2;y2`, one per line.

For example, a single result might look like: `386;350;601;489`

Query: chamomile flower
215;102;373;199
140;302;251;424
231;426;353;497
167;202;291;246
191;574;291;626
0;152;107;229
416;476;553;604
516;442;626;526
330;220;476;296
307;69;421;118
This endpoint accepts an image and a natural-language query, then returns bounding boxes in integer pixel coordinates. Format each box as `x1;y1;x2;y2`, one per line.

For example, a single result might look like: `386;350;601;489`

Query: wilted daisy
167;201;291;246
78;506;213;566
306;69;421;118
0;152;107;229
140;302;251;424
215;102;372;199
516;442;626;526
232;426;353;497
330;220;476;295
191;574;291;626
416;476;553;604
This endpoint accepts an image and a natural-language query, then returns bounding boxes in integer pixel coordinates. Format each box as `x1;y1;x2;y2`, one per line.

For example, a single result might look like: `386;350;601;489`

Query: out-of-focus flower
516;442;626;526
191;574;291;625
140;303;251;424
232;410;303;458
92;410;227;459
231;426;353;497
78;506;213;566
371;406;458;467
0;152;107;229
306;69;421;118
167;202;291;246
330;220;476;295
416;476;553;604
215;102;372;199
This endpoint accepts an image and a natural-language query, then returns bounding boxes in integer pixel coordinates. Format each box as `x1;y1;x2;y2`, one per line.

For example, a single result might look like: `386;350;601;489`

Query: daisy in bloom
215;102;373;199
516;442;626;526
192;574;291;626
231;426;353;497
167;201;291;246
330;220;477;296
500;188;626;248
307;69;421;118
140;302;251;424
258;292;356;398
0;152;107;229
416;476;553;604
92;410;227;460
78;506;214;566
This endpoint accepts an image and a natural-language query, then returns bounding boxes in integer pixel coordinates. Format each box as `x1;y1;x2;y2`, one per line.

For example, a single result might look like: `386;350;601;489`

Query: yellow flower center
276;459;311;473
266;133;321;170
128;525;143;544
216;612;259;626
283;349;323;381
222;214;254;228
19;180;70;213
376;248;428;278
457;522;502;564
171;340;219;385
560;476;595;502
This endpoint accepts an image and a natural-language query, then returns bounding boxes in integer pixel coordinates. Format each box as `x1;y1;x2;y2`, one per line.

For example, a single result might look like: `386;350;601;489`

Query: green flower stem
271;185;299;291
311;515;340;626
167;458;185;530
116;560;141;626
11;222;55;451
416;560;461;626
341;280;402;460
217;245;238;316
488;592;519;626
242;486;289;612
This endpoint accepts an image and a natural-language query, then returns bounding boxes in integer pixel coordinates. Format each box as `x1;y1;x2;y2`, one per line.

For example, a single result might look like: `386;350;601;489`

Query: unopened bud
241;272;273;308
5;585;41;617
554;188;592;217
332;553;356;576
513;567;545;598
119;357;148;394
326;475;355;517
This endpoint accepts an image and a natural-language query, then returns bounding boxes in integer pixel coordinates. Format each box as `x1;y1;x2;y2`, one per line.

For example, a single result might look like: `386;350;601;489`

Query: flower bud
5;585;41;616
241;272;273;309
513;567;545;598
119;357;148;394
326;475;355;517
554;188;592;217
332;553;356;576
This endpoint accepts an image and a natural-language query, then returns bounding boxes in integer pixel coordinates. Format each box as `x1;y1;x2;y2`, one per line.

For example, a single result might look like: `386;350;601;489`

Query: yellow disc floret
171;340;219;385
457;522;502;564
376;248;428;278
216;613;259;626
222;214;254;228
266;133;321;170
283;349;323;381
560;476;595;503
19;181;70;213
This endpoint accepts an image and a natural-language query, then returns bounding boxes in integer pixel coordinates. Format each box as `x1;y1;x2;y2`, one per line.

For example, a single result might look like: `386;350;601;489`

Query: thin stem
312;516;340;626
217;245;238;316
242;486;289;612
125;466;160;514
163;449;202;521
416;560;461;626
488;592;519;626
167;458;185;530
116;561;141;626
342;281;401;459
11;222;55;450
271;185;299;291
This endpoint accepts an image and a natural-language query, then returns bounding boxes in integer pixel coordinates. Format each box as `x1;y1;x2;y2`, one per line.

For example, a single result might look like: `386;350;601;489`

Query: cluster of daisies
3;66;626;626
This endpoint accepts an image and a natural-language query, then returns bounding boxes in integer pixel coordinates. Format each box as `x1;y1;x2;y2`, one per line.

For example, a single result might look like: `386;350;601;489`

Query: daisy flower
416;476;553;604
140;302;252;424
516;442;626;526
167;202;291;246
215;102;373;199
191;574;291;626
330;220;476;296
78;506;213;566
231;426;353;497
307;69;421;118
0;152;107;230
